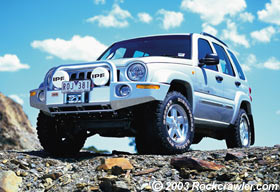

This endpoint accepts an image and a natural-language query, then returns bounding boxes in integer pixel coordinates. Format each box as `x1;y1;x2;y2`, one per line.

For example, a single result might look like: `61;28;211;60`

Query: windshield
97;35;191;60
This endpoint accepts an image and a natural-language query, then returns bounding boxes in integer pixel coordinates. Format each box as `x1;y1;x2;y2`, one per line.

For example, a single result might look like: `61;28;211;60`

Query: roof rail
201;32;228;47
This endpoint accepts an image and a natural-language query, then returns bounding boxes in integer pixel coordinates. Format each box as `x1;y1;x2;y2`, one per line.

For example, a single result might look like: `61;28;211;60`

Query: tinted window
98;35;191;60
213;43;235;76
228;50;246;80
198;39;217;71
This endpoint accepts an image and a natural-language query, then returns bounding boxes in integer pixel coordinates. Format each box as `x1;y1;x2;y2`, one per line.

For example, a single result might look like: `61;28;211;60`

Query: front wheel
136;91;194;154
226;109;251;148
37;111;87;156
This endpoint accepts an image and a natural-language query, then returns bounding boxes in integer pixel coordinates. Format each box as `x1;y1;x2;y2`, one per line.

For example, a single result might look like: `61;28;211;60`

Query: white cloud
86;4;132;28
31;35;107;62
158;9;184;30
181;0;246;25
138;12;152;23
0;54;30;72
263;57;280;70
239;12;255;23
222;20;249;48
258;0;280;25
250;26;276;43
9;94;24;105
45;55;53;60
94;0;105;4
242;54;257;71
202;23;218;36
242;54;280;71
276;110;280;115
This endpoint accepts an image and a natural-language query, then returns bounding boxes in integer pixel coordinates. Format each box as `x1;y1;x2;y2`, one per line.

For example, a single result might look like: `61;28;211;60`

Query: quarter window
228;50;246;80
198;39;218;71
213;43;235;76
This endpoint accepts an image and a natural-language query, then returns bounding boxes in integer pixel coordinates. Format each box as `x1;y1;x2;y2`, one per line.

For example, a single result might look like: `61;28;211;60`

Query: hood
56;56;191;70
105;56;191;68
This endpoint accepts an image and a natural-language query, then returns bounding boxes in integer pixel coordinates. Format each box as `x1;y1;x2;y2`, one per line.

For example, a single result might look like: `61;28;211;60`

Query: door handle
215;75;223;82
235;81;241;87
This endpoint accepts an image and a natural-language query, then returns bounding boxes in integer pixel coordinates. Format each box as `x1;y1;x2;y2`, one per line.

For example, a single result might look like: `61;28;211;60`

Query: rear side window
228;50;246;80
213;43;235;76
198;39;218;71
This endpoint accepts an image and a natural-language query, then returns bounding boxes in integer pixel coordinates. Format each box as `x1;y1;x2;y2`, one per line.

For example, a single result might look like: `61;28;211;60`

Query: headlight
127;63;146;81
38;90;45;102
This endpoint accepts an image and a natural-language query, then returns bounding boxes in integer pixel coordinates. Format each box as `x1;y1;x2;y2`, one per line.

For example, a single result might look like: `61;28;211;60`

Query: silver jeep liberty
30;33;254;155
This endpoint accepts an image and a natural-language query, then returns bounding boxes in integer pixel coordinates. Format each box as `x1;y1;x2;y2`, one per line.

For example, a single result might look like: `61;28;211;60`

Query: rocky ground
0;93;40;150
0;145;279;192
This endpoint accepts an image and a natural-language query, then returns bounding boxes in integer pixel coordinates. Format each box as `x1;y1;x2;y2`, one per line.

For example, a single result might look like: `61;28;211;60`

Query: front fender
151;69;193;85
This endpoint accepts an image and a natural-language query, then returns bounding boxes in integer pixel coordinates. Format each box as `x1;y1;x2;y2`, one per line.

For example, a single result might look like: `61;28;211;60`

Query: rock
115;181;130;191
0;93;40;150
59;174;71;185
2;160;8;164
76;183;87;189
0;170;22;192
97;158;133;171
216;173;235;181
42;172;62;180
99;180;114;192
171;157;225;171
112;166;124;175
133;168;160;176
101;175;118;181
225;152;246;161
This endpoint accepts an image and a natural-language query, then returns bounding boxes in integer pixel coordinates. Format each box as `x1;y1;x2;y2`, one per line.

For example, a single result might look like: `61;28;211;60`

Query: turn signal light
30;91;36;97
136;84;160;89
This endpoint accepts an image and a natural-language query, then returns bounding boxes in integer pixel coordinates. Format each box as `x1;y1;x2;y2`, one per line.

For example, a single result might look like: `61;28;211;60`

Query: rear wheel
37;111;87;156
226;109;251;148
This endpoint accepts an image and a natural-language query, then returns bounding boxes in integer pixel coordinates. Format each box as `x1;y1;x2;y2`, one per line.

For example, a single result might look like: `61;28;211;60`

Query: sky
0;0;280;153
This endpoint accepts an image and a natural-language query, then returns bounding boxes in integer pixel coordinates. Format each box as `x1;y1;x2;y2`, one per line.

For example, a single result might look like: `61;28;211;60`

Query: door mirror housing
199;53;219;67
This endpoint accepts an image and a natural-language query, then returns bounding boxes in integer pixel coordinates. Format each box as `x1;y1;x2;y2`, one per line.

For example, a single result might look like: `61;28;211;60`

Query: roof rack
201;32;228;47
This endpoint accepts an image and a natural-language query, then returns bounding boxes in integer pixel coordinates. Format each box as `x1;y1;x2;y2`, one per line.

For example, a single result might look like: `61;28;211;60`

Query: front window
98;35;191;60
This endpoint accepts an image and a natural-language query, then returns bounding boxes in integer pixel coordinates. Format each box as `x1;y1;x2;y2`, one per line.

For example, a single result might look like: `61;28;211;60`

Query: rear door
194;38;225;122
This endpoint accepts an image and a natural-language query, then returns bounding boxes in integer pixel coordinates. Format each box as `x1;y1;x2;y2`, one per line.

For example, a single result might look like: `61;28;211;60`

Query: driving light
127;63;146;81
52;70;69;88
119;85;131;96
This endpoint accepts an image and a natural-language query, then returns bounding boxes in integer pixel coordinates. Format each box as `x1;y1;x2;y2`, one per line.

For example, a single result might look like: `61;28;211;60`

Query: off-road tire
37;111;87;156
226;109;251;148
136;91;194;154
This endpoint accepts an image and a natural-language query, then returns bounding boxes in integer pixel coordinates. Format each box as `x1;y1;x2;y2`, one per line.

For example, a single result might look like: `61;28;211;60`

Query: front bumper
30;82;170;114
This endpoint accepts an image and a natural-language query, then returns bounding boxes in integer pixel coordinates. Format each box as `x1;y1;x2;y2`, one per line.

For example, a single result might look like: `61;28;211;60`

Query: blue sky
0;0;280;152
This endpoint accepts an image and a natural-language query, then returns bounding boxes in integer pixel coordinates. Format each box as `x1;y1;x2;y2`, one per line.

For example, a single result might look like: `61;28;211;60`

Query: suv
30;33;254;155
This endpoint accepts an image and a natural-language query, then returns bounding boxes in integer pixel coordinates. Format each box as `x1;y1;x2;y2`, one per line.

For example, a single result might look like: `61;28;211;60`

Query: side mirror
199;53;219;67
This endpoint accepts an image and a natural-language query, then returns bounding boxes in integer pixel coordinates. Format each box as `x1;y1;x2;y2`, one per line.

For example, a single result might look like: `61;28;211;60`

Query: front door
194;38;225;122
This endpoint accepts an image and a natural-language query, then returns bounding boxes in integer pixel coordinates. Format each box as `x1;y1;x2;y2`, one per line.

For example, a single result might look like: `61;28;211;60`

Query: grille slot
79;72;85;79
49;105;112;113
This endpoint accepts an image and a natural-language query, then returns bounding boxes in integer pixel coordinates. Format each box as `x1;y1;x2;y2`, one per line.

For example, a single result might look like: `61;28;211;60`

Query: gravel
0;145;279;191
